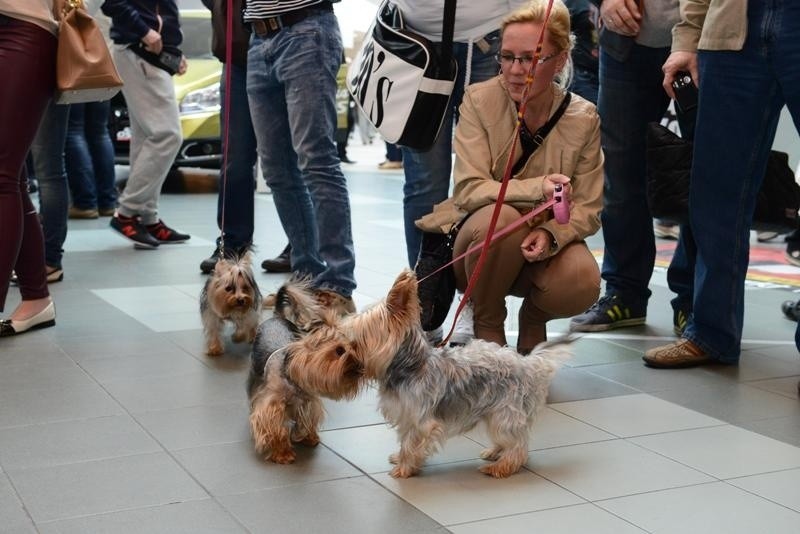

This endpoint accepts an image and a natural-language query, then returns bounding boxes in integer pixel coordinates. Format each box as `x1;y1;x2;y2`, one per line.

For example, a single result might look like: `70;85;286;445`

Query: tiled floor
2;140;800;533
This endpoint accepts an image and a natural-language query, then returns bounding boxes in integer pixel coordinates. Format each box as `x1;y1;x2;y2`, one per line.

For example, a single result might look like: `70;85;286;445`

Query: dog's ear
212;258;230;276
386;270;418;315
238;251;253;268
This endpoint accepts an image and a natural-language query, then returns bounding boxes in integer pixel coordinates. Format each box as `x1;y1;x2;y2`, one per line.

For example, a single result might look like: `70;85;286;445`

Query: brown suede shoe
643;338;712;369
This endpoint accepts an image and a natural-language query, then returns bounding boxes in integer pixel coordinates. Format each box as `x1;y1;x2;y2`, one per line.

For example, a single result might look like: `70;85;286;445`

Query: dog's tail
527;332;580;366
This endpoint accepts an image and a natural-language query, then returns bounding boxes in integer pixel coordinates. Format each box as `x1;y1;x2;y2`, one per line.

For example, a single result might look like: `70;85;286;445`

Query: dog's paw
480;447;502;461
206;342;224;356
479;462;519;478
231;331;246;343
388;452;400;464
270;448;296;464
389;464;418;478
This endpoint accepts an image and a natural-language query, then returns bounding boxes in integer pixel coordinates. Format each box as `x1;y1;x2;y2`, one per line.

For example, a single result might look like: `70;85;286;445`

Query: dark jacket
201;0;250;68
102;0;183;48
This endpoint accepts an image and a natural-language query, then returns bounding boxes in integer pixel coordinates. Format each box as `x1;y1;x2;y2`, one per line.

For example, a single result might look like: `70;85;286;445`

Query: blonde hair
501;0;575;90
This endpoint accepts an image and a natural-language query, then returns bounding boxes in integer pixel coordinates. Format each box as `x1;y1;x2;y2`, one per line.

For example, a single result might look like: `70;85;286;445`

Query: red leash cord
439;0;557;346
218;0;235;254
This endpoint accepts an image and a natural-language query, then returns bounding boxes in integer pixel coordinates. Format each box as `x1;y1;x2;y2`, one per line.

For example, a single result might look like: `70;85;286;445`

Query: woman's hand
142;29;163;54
543;173;571;200
521;229;553;263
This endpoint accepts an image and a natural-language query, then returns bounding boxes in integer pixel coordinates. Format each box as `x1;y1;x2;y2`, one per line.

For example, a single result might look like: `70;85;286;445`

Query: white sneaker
449;299;474;346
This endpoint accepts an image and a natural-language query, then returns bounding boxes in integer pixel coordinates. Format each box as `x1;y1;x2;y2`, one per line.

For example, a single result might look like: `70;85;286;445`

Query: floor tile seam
621;430;800;480
741;380;800;400
591;479;722;506
722;470;800;515
0;469;37;529
31;497;234;528
445;501;653;532
576;368;800;443
209;472;371;500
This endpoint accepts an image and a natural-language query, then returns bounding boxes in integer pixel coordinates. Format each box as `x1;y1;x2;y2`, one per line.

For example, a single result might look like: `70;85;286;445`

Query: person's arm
452;89;551;214
662;0;709;98
101;0;152;40
537;111;604;255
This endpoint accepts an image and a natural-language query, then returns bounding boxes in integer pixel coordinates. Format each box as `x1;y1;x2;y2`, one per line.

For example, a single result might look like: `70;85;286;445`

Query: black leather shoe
200;248;222;274
261;244;291;273
0;301;56;337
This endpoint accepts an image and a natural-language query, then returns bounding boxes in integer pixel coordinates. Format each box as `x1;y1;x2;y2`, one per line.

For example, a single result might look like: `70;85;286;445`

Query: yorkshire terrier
295;270;571;478
247;277;363;464
200;252;262;356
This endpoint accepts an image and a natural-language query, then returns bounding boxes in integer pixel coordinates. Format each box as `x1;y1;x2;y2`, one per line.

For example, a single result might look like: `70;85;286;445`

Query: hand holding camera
672;71;698;114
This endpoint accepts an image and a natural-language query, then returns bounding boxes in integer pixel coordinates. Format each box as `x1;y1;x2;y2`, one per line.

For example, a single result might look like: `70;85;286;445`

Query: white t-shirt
391;0;527;43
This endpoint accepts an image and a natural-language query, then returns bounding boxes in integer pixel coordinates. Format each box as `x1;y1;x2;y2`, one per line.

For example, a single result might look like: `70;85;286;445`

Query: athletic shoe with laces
145;220;190;244
449;298;474;346
110;214;160;249
570;295;646;332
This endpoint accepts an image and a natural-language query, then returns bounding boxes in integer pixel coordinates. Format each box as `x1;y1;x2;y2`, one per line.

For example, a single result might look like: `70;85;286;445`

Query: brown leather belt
249;2;333;38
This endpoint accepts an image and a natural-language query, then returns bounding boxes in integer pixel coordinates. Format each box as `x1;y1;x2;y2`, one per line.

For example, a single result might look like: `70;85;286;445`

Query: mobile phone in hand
672;71;698;114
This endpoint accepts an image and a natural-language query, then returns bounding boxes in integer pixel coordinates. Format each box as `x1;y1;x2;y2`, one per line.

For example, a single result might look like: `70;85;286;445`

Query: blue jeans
218;63;258;251
684;0;800;364
30;100;69;270
597;43;672;309
570;67;599;105
246;11;356;296
401;31;501;267
65;101;117;211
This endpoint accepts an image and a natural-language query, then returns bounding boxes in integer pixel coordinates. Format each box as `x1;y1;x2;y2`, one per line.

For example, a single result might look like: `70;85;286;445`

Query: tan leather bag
55;0;123;104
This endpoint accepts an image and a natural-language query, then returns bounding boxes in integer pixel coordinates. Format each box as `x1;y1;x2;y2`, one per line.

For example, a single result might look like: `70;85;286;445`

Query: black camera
672;71;698;114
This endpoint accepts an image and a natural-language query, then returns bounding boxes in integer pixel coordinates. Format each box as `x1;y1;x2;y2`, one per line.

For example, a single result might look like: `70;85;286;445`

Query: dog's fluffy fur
200;252;262;356
294;270;571;478
248;277;363;464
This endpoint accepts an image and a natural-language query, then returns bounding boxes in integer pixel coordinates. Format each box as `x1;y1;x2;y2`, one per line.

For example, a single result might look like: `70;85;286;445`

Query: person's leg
0;15;55;313
112;47;182;224
84;100;117;212
667;223;695;334
452;204;528;347
401;33;501;268
597;44;671;309
64;103;100;210
682;2;784;364
513;242;600;352
217;63;258;251
277;13;356;296
248;32;325;281
30;100;70;271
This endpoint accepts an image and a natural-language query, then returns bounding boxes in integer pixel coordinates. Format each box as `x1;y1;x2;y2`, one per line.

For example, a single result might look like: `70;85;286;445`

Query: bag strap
512;92;572;174
440;0;457;73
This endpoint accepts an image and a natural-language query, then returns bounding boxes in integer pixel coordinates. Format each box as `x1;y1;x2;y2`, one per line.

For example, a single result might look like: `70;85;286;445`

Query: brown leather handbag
55;0;123;104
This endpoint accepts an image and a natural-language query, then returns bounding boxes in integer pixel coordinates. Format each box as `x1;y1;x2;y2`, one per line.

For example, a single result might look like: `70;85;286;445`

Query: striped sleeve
244;0;334;20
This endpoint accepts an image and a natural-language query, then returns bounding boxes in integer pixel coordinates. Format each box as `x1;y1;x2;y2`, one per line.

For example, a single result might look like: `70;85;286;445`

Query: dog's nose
237;297;246;306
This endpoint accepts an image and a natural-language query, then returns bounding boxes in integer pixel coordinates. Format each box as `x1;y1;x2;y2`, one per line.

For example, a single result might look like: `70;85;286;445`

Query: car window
181;16;214;60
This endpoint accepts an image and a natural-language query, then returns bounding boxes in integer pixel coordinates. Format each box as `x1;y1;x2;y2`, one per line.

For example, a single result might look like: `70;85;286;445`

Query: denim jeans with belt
684;0;800;364
246;11;356;296
597;42;672;310
217;62;258;252
400;31;501;268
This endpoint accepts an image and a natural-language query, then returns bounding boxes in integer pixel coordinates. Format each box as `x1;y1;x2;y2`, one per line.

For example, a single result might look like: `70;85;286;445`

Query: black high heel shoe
0;301;56;337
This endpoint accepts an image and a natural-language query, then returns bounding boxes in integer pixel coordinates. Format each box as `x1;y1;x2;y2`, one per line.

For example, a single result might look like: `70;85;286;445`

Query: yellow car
110;5;222;168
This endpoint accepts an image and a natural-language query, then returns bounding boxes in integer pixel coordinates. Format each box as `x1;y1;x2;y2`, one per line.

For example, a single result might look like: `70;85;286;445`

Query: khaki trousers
453;204;600;352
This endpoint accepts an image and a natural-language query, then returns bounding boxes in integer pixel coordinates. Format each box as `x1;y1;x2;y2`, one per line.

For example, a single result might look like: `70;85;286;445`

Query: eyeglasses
495;51;559;68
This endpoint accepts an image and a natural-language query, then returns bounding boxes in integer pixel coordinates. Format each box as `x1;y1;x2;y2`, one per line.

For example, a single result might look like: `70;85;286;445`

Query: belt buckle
267;16;281;31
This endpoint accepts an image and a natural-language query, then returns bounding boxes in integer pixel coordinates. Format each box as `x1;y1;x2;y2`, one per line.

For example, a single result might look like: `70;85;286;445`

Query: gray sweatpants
112;45;182;225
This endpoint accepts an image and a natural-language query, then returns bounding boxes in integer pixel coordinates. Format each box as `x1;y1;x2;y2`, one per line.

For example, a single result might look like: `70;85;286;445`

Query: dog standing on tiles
290;270;571;478
200;252;262;356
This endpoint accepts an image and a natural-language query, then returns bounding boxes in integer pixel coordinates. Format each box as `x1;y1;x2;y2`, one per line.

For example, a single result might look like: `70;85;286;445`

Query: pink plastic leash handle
553;183;570;224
